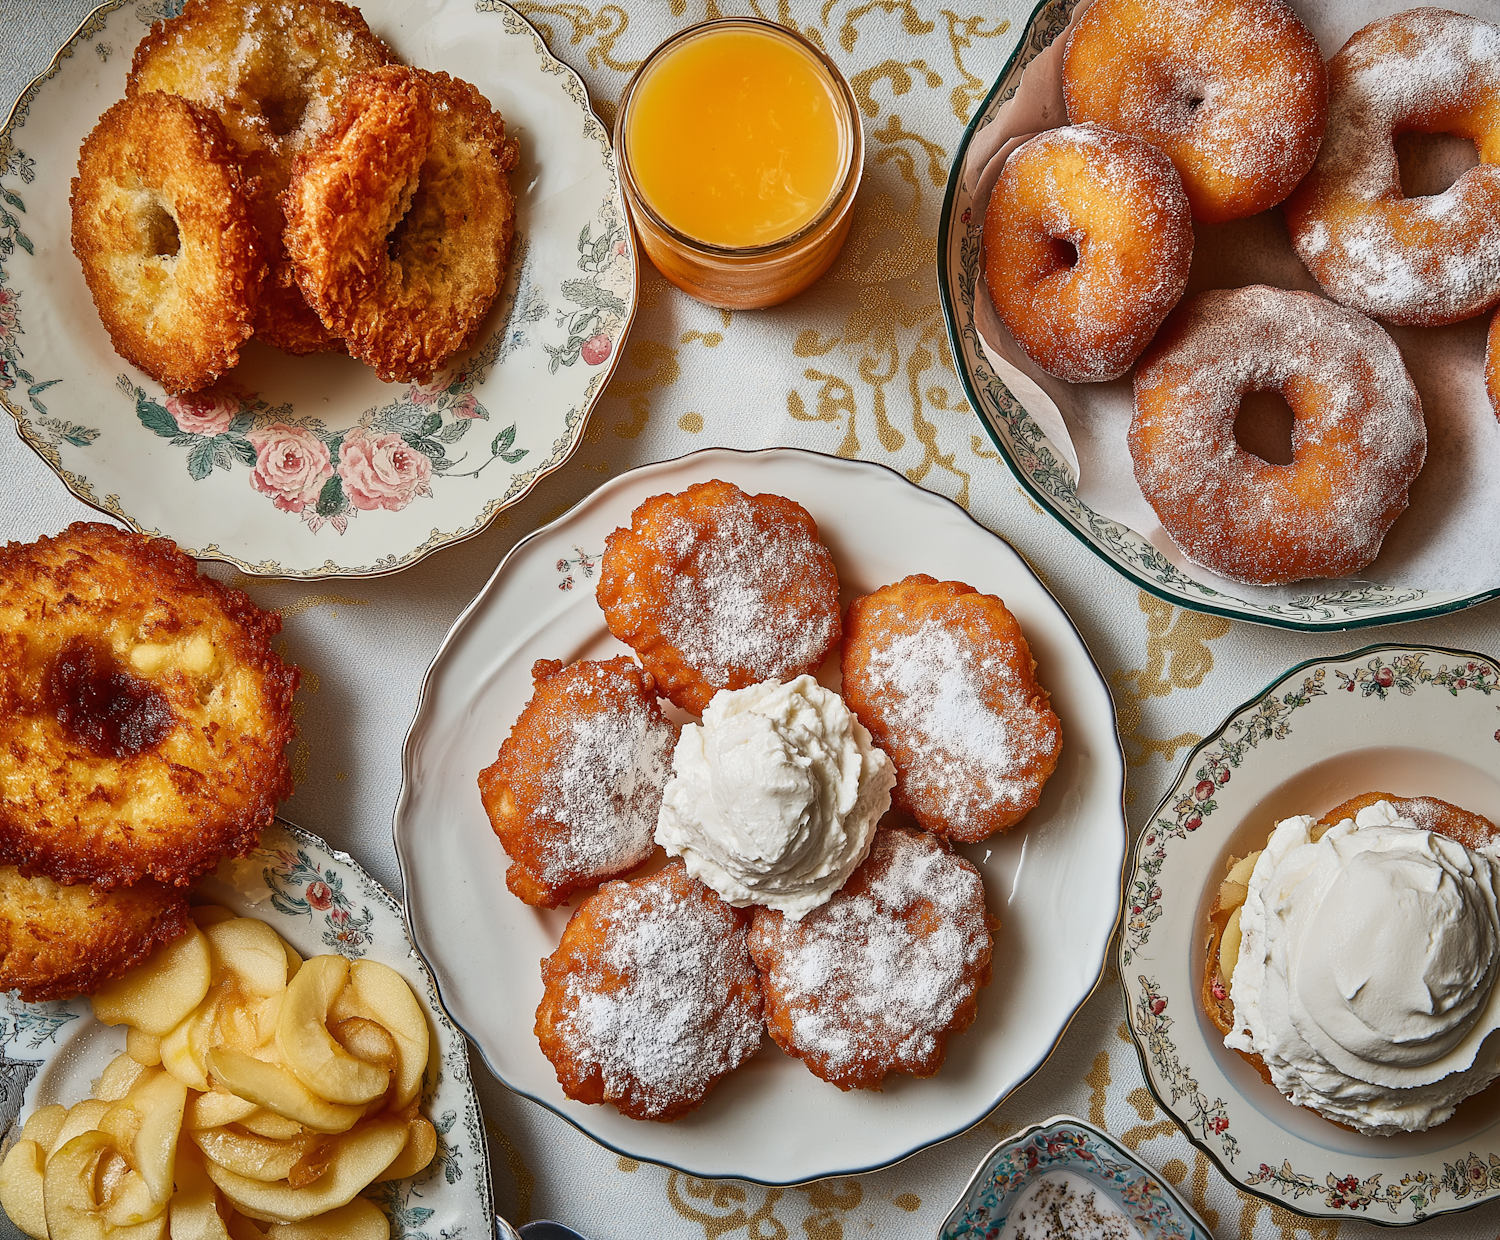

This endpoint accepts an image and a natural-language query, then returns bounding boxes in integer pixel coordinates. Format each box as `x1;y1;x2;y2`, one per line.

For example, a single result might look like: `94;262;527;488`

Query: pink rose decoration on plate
248;423;333;513
409;370;457;405
167;391;238;436
339;430;433;512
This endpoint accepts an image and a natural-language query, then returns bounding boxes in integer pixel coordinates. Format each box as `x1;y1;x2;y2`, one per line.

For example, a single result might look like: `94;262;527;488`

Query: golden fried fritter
283;66;519;381
479;658;678;909
127;0;393;354
0;524;298;889
840;575;1061;843
535;861;764;1121
70;93;262;394
0;867;189;1002
596;481;842;714
749;826;994;1091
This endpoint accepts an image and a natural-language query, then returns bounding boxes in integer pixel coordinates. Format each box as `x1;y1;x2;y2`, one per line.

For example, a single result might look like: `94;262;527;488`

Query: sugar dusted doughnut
1285;9;1500;328
983;125;1192;383
1062;0;1326;224
1129;286;1426;586
1488;308;1500;421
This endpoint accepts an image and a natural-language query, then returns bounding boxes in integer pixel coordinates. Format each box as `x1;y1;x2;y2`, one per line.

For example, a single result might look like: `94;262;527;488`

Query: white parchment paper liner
960;0;1500;601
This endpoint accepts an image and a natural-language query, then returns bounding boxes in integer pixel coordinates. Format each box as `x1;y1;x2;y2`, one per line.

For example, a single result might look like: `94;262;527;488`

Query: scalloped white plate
394;446;1128;1184
0;0;635;577
0;818;492;1237
1121;645;1500;1226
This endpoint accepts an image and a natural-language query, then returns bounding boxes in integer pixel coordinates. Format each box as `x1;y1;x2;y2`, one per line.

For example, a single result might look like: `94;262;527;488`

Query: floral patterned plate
0;818;492;1239
1120;644;1500;1226
0;0;635;577
393;446;1128;1185
939;1115;1211;1239
935;0;1500;632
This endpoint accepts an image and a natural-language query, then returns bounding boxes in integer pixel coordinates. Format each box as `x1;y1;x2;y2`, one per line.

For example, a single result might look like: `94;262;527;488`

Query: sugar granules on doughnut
534;862;764;1122
1130;285;1427;585
1285;9;1500;327
749;826;994;1091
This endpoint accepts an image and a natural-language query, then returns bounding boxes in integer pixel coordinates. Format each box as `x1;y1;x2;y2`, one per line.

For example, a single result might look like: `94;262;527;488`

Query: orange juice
625;26;848;248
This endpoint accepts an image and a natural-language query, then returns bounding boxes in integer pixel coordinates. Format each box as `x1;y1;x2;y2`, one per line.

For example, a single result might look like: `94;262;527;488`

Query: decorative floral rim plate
939;1114;1212;1239
391;446;1128;1185
0;817;493;1240
934;0;1500;632
0;0;636;577
1120;644;1500;1226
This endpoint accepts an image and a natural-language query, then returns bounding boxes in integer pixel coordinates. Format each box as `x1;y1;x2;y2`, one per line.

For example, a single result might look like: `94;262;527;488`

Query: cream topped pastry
655;675;895;919
1226;800;1500;1134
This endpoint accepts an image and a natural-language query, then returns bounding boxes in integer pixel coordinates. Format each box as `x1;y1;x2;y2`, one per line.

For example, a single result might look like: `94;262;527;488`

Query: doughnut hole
1062;0;1328;223
984;125;1192;383
1233;390;1295;465
1396;131;1480;199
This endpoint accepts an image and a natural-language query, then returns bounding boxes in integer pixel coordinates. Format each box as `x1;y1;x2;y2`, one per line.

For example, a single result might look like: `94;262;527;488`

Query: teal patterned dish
1120;645;1500;1226
939;1115;1211;1239
0;0;635;577
0;818;492;1239
936;0;1500;632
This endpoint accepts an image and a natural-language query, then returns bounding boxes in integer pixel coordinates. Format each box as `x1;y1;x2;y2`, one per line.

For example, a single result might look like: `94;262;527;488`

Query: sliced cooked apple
97;1054;154;1103
1220;904;1245;989
329;961;429;1110
204;921;288;999
128;1029;164;1068
161;993;221;1092
192;1128;309;1184
93;926;211;1036
44;1130;166;1240
166;1145;231;1240
22;1103;67;1154
236;1112;303;1142
282;944;302;983
204;1118;408;1222
51;1100;112;1152
101;1071;187;1226
276;958;388;1106
184;1089;258;1131
266;1198;389;1240
378;1115;435;1181
225;1216;266;1240
0;1137;49;1239
206;1051;361;1134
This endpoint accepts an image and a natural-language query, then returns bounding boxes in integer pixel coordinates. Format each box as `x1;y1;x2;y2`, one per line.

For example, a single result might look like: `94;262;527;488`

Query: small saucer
939;1114;1211;1239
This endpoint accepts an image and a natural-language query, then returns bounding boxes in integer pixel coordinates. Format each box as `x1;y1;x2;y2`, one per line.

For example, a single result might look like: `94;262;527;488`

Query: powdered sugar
1285;9;1500;326
750;828;991;1085
551;868;763;1118
1130;285;1427;584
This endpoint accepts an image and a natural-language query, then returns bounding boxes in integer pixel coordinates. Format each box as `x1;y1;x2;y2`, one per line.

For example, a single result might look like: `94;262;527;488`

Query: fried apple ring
478;657;678;908
0;867;189;1002
840;575;1062;843
0;524;299;889
535;861;763;1121
596;481;842;714
283;66;519;382
749;826;994;1091
127;0;393;354
70;93;261;394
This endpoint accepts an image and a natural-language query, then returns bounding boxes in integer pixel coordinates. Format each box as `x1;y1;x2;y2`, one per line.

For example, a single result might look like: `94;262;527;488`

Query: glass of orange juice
615;18;863;309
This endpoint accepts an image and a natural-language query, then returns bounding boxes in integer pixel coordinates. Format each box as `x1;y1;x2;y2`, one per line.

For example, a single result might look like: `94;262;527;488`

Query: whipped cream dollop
655;675;895;920
1226;800;1500;1133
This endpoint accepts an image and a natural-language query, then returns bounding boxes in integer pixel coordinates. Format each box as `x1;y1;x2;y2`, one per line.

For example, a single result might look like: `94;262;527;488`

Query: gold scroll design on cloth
666;1173;864;1239
1111;591;1231;768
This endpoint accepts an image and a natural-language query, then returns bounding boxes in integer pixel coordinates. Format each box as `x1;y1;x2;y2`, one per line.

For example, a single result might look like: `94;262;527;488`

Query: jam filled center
50;640;174;758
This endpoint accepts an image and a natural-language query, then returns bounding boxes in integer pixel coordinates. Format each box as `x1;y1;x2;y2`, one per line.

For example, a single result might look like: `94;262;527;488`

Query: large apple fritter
127;0;393;354
0;866;189;1002
0;524;298;889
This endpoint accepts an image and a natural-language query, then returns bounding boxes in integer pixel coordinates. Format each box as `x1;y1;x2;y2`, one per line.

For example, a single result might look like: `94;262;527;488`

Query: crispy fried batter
840;576;1062;843
0;867;189;1002
596;481;842;714
70;93;262;394
478;657;678;908
749;826;994;1090
0;524;299;889
535;861;764;1121
283;66;519;382
127;0;393;354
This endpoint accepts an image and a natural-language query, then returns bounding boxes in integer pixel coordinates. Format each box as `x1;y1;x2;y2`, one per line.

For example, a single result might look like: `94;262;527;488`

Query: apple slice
161;993;221;1091
192;1128;309;1184
97;1054;154;1102
206;1051;362;1134
265;1198;389;1240
378;1115;435;1181
276;957;388;1106
204;920;288;999
52;1100;112;1152
22;1104;67;1154
236;1111;304;1142
128;1029;163;1067
44;1130;166;1240
184;1089;258;1131
204;1118;408;1222
0;1137;48;1239
329;961;429;1110
101;1071;187;1226
166;1145;231;1240
93;926;211;1036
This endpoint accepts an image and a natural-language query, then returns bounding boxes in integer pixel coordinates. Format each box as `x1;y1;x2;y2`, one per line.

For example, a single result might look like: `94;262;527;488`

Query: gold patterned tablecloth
4;1;1500;1236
